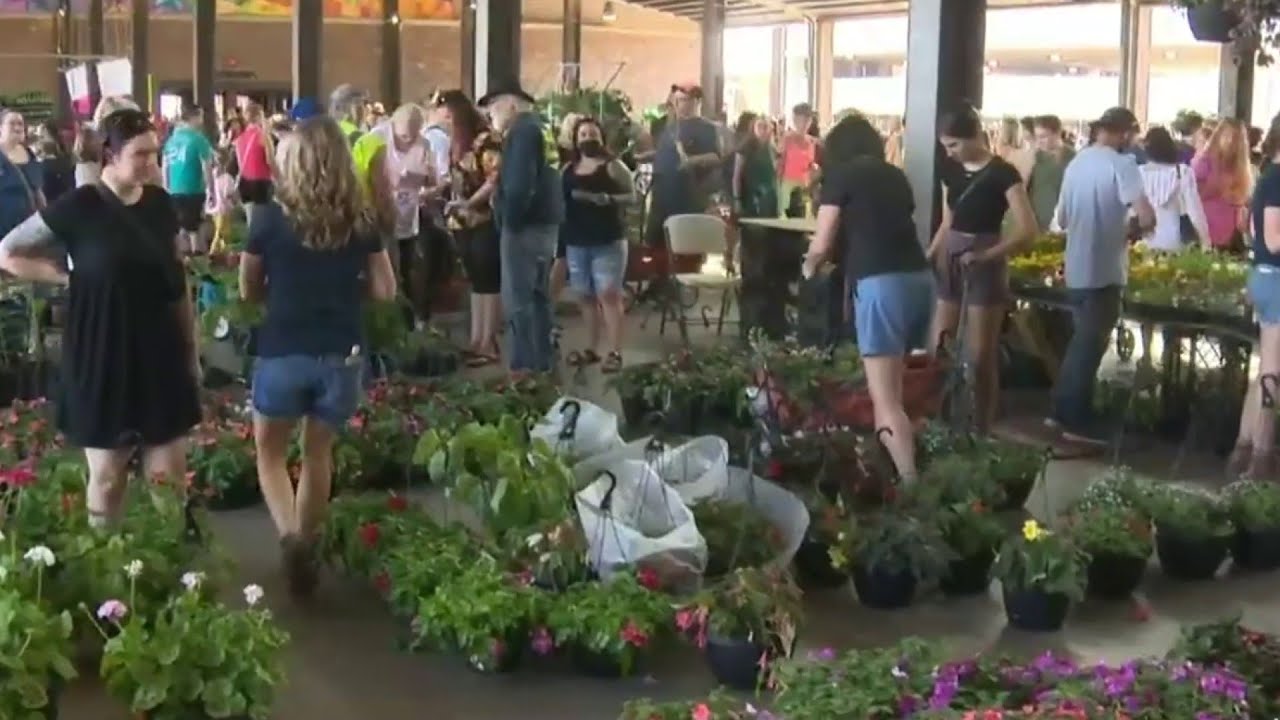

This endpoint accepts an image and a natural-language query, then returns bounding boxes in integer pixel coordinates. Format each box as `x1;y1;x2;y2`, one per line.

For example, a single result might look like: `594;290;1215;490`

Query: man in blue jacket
480;80;565;373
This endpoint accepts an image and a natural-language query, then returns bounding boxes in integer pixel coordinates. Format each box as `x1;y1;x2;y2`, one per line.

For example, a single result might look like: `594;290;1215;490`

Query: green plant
938;496;1007;560
319;492;431;578
1223;479;1280;531
415;418;576;537
992;519;1087;600
510;517;592;590
1146;485;1232;538
98;576;288;720
692;499;781;577
918;452;1002;506
545;574;671;676
830;511;951;581
411;563;544;670
379;524;481;617
676;567;801;664
619;689;753;720
771;639;945;720
983;438;1045;490
1065;502;1154;560
0;544;76;720
187;419;256;501
1074;467;1154;513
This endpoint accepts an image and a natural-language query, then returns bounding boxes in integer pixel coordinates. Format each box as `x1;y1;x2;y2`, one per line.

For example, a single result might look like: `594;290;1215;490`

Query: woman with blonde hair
1194;118;1254;252
234;102;276;219
238;115;397;597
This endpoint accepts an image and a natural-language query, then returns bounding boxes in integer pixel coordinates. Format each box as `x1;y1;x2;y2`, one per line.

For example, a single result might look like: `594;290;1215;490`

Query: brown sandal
465;340;500;368
601;352;623;374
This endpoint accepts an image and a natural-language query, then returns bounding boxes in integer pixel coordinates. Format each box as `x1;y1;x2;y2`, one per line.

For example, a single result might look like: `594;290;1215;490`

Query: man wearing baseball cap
1049;106;1155;450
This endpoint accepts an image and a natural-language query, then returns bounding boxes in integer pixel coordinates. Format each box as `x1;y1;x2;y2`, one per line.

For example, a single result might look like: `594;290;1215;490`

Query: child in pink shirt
206;149;238;254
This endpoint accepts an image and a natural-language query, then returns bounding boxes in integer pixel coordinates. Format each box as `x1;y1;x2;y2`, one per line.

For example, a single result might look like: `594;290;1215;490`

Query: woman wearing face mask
732;112;778;220
0;109;200;526
560;117;636;373
928;104;1036;434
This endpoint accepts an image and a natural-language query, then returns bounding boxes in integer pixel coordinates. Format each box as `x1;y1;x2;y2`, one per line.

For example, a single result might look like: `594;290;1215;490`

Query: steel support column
1218;45;1255;122
382;0;402;107
472;0;522;100
460;0;475;99
903;0;986;246
130;0;148;111
292;0;323;103
1118;0;1152;123
562;0;582;92
194;0;216;137
699;0;725;117
812;18;833;126
87;0;103;111
53;0;72;122
768;26;784;118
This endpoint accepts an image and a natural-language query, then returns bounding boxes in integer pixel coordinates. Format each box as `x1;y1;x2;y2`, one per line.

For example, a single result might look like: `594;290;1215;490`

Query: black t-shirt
819;157;926;282
246;202;382;358
942;155;1021;234
1253;163;1280;267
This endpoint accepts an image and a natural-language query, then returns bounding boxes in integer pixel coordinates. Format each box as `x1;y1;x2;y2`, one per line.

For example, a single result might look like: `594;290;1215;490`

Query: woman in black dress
0;109;200;527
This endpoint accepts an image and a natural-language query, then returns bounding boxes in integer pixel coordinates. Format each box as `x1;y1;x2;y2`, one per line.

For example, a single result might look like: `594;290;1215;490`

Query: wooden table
737;217;817;235
735;216;817;342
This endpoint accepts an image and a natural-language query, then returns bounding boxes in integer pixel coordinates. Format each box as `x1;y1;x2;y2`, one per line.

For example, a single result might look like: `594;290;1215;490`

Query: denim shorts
853;270;935;357
1249;266;1280;326
566;241;627;298
252;355;362;429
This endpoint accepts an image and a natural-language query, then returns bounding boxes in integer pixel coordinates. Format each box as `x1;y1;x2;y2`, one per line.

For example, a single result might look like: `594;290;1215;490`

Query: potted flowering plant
1223;479;1280;571
918;453;1005;596
992;519;1086;631
98;574;289;720
379;524;479;618
675;567;802;691
188;419;258;510
1146;485;1232;580
830;511;950;610
984;439;1046;511
545;573;671;677
1066;500;1153;600
791;489;847;589
619;690;752;720
0;543;76;720
411;563;544;673
692;499;781;578
319;492;426;579
513;518;593;592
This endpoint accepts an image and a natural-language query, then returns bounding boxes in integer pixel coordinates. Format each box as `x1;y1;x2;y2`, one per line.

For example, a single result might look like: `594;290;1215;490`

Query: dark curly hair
822;112;885;166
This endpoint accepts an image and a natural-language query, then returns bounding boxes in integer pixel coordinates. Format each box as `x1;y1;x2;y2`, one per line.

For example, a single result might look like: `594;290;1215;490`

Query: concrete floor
59;305;1280;720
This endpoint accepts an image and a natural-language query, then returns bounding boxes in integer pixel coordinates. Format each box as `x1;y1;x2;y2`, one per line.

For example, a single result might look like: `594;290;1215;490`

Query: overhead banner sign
96;57;133;98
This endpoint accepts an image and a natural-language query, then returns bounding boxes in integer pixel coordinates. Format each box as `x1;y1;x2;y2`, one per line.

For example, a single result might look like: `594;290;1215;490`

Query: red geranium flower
372;571;391;596
387;494;409;512
619;620;649;648
358;522;381;548
636;567;661;591
0;467;36;487
766;459;784;480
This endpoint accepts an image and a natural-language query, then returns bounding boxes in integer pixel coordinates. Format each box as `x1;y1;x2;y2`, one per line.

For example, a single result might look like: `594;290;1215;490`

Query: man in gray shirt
1051;107;1155;446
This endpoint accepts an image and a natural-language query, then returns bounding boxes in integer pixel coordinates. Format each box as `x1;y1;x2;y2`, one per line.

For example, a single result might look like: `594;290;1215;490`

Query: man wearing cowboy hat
480;79;564;373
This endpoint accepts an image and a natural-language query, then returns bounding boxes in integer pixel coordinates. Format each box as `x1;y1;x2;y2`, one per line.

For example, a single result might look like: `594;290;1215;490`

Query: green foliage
991;519;1087;600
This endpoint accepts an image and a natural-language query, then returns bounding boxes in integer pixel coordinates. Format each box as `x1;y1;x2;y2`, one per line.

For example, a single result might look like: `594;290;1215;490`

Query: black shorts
238;179;273;205
172;194;205;233
455;223;501;294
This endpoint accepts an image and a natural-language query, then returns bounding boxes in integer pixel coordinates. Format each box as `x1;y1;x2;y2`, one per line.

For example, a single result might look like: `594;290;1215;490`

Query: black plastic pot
619;392;659;430
940;548;995;597
464;635;525;674
1231;527;1280;572
1155;527;1229;581
1086;552;1148;600
1186;0;1236;43
705;635;767;691
570;644;628;678
1002;587;1070;632
792;540;847;589
851;564;917;610
662;396;703;436
996;476;1035;511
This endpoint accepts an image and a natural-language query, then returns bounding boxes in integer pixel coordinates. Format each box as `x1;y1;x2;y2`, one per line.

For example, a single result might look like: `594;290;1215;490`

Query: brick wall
0;3;698;113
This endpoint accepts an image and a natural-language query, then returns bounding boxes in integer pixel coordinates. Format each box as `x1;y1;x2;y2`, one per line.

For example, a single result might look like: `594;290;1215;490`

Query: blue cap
289;98;321;122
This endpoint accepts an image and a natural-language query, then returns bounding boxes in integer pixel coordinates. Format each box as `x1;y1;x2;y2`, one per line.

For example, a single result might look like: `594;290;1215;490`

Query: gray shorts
933;230;1009;306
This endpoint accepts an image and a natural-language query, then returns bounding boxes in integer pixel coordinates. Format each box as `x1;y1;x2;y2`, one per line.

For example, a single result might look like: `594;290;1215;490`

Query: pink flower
530;626;555;656
619;620;649;648
636;566;662;591
691;703;712;720
96;599;128;623
675;607;700;632
0;467;36;488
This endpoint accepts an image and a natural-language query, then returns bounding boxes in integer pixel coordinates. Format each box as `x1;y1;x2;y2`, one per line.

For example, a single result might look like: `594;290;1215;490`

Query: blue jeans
853;270;934;357
566;241;627;298
1248;266;1280;325
252;354;362;429
1051;285;1122;432
500;224;558;372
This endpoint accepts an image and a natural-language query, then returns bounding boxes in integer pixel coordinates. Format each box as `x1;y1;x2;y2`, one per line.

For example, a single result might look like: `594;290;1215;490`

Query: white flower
0;565;8;583
0;529;5;542
23;545;54;568
96;599;129;622
124;560;143;578
180;571;205;592
243;584;264;607
524;532;545;549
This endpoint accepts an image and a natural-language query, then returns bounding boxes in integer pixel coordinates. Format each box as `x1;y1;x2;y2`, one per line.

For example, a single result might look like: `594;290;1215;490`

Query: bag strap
949;163;994;217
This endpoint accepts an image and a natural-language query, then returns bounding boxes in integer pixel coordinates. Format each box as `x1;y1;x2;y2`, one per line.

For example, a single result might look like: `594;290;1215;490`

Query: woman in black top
0;109;200;527
927;105;1036;434
561;117;636;373
803;114;932;483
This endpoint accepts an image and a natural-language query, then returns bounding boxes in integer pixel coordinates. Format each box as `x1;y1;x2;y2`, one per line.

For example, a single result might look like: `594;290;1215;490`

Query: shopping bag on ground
531;396;623;461
575;459;708;584
714;467;810;568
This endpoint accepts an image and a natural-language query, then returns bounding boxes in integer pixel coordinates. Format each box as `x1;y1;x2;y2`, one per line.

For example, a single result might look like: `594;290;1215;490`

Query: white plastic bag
572;435;729;504
575;459;708;583
714;467;810;569
531;396;623;461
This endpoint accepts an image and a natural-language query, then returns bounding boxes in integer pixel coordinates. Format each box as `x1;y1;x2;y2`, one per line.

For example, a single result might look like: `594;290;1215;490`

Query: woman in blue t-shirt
239;116;397;597
1231;114;1280;480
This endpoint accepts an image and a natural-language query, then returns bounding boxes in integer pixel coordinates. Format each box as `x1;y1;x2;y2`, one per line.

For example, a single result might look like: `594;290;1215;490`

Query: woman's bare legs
865;356;917;483
600;286;625;356
83;448;132;528
929;300;960;357
1245;324;1280;479
297;417;337;539
550;258;567;306
967;304;1007;434
468;292;484;351
1232;381;1260;474
578;292;601;352
253;414;299;537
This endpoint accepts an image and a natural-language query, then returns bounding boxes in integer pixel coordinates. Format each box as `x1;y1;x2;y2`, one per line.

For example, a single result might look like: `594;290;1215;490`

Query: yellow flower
1022;519;1044;542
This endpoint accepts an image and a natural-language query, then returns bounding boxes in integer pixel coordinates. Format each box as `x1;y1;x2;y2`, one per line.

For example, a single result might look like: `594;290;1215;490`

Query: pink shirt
779;133;816;182
1193;153;1245;249
234;125;272;182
